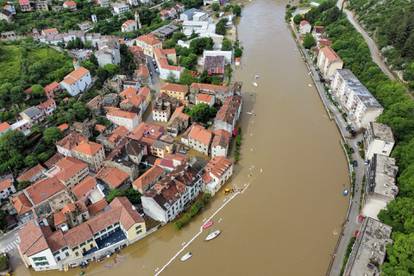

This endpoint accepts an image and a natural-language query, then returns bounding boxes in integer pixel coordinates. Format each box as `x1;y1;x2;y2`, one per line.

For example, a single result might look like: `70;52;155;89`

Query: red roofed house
190;82;231;103
134;63;150;84
196;93;215;107
317;46;343;80
72;141;105;171
60;66;92;96
41;28;58;36
71;176;104;203
25;177;66;206
0;175;16;201
106;108;140;131
63;0;76;10
135;33;162;57
203;156;233;195
45;157;89;188
121;19;137;33
132;165;165;194
154;48;183;80
181;124;212;155
0;122;11;136
19;0;32;12
12;193;33;220
17;164;46;183
211;129;231;158
44;81;60;99
56;131;88;157
37;98;56;116
96;166;129;189
160;83;188;102
299;20;311;35
214;95;242;134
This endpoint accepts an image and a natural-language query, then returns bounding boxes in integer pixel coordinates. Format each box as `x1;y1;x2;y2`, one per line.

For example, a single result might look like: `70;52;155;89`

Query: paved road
291;27;365;276
336;0;396;81
0;227;21;255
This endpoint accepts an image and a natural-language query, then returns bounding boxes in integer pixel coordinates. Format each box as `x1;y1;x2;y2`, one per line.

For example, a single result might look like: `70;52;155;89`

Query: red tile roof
320;46;341;62
63;223;93;247
56;132;87;151
18;221;50;257
12;193;33;215
205;156;233;178
54;156;88;183
62;67;90;85
129;122;164;141
108;126;129;144
44;81;60;94
107;108;139;120
96;166;129;189
190;83;229;94
71;176;97;199
136;33;161;46
161;83;188;95
0;178;13;191
0;122;11;133
17;164;45;183
53;211;67;226
73;140;103;156
87;199;108;216
46;230;66;252
133;165;164;192
196;93;213;103
188;124;212;146
57;123;69;132
26;177;66;205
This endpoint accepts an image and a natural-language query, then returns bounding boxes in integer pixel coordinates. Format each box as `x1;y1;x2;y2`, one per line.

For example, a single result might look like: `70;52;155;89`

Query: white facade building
106;109;140;131
203;157;233;195
331;69;383;129
364;122;395;160
60;67;92;96
203;50;232;64
317;46;343;80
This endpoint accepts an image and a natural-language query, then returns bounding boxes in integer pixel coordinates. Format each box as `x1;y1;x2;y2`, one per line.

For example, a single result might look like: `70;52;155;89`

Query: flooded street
15;0;348;275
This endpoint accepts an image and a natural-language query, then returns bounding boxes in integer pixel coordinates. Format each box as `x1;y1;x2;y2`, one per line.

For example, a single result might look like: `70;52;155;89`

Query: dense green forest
348;0;414;89
302;1;414;275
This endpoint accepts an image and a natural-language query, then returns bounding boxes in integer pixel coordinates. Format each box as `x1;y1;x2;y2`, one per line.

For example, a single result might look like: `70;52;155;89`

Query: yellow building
160;82;188;102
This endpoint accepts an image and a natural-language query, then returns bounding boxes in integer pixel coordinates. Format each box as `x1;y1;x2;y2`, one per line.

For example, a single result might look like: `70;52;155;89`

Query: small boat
246;111;253;115
205;230;221;241
255;74;260;79
202;220;214;229
180;252;192;262
308;83;312;87
252;82;258;87
343;189;349;196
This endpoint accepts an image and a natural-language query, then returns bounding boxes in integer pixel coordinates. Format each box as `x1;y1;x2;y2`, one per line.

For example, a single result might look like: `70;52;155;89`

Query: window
135;225;142;231
75;252;79;257
80;242;86;247
32;256;47;262
65;252;69;257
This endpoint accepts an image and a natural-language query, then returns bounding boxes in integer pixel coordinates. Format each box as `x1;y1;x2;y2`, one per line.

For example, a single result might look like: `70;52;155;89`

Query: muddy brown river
15;0;348;275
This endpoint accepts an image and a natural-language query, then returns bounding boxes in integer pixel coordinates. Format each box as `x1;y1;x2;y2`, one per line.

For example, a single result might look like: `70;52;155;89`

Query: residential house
331;69;383;128
167;106;190;137
0;175;16;201
160;83;188;103
44;81;60;99
0;122;11;136
196;93;215;107
20;106;45;125
154;48;183;80
204;55;225;75
364;122;395;160
190;83;231;103
44;157;89;188
104;139;142;180
133;64;150;84
362;154;398;220
56;132;88;157
112;2;129;15
72;141;105;171
17;164;46;183
19;0;32;11
152;96;172;122
132;165;164;194
37;98;56;116
141;165;203;223
63;0;76;10
96;166;129;190
203;50;232;64
343;218;392;276
11;193;33;222
135;33;162;57
71;176;105;203
213;95;242;134
106;108;140;131
60;66;92;96
122;20;137;33
211;129;231;158
202;156;233;195
316;46;343;80
159;7;177;20
181;124;212;155
299;20;311;35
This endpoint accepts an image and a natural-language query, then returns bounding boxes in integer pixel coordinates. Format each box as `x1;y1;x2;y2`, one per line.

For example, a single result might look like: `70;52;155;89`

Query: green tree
43;127;63;145
378;197;414;234
303;33;316;49
189;37;214;55
216;18;227;35
31;84;45;98
179;53;198;70
185;103;217;124
232;4;242;17
293;14;302;25
179;69;198;85
124;188;141;204
211;2;220;12
106;189;124;203
382;233;414;276
221;38;233;51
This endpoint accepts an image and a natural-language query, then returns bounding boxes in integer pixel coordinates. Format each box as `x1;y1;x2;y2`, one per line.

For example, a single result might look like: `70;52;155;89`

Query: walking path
336;0;396;81
290;26;365;276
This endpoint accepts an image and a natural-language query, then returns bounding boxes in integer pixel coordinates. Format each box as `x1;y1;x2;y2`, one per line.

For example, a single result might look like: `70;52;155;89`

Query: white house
121;20;137;33
364;122;395;160
181;124;212;155
299;20;311;35
214;95;242;134
182;20;215;37
331;69;383;128
211;130;231;158
112;2;129;15
203;50;232;64
135;33;162;57
106;109;140;131
0;176;16;201
60;66;92;96
153;48;183;80
203;157;233;195
95;45;121;67
317;46;343;80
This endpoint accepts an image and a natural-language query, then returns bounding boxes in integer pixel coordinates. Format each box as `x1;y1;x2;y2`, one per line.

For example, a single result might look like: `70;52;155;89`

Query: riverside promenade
290;24;365;276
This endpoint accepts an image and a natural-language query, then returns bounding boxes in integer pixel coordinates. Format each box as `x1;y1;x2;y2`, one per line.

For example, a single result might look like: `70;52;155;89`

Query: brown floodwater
15;0;348;275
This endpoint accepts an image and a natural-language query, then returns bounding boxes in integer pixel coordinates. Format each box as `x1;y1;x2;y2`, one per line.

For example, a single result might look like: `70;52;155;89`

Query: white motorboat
180;252;192;262
252;82;258;87
205;230;221;241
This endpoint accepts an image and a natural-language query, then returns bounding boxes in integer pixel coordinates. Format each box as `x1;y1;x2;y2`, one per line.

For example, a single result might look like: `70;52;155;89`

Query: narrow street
291;27;365;276
336;0;396;81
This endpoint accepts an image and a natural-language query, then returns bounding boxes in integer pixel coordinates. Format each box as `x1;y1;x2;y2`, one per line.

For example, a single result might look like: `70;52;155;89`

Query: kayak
180;252;192;262
202;220;213;229
205;230;221;241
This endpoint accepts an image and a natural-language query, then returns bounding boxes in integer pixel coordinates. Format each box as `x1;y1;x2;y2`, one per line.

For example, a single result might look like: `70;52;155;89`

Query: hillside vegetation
348;0;414;88
304;1;414;275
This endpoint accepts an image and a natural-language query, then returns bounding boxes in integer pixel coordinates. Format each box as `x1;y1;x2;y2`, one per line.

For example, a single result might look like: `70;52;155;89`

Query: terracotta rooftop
44;81;60;94
26;177;66;205
120;87;138;99
196;93;213;103
188;124;212;146
0;177;13;191
0;122;11;132
215;95;242;124
57;123;69;132
96;166;129;189
61;67;90;85
205;156;233;178
53;211;67;226
320;46;341;62
17;164;45;183
122;19;135;27
129;122;164;141
56;131;87;151
107;108;138;120
53;157;88;183
63;222;93;247
190;83;229;94
46;230;66;253
87;199;108;216
18;221;50;257
136;33;161;46
12;193;33;215
71;176;97;199
44;153;64;169
161;83;188;95
95;124;107;133
73;140;103;156
133;165;164;192
108;126;129;144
